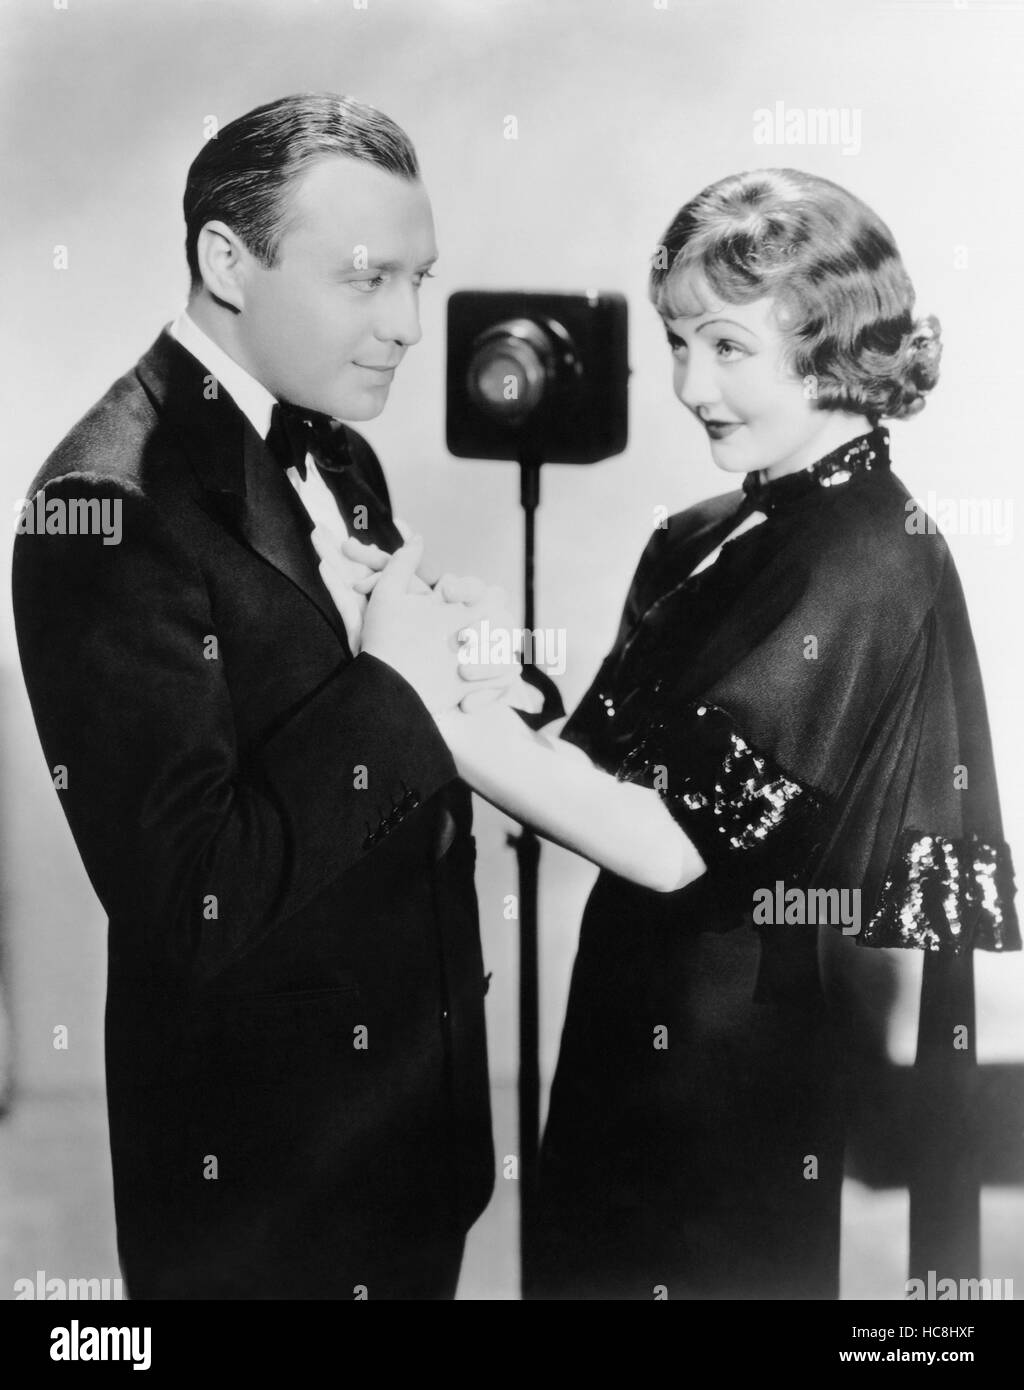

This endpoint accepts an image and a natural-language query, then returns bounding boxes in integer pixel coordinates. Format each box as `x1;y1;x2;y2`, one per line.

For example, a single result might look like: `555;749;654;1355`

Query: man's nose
374;283;423;348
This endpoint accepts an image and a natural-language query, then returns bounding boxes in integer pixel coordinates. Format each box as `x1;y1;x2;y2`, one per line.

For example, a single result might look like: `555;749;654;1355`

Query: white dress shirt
168;310;373;652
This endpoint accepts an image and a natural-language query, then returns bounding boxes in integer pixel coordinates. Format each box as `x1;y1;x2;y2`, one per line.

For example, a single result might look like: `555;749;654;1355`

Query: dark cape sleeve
562;478;1019;954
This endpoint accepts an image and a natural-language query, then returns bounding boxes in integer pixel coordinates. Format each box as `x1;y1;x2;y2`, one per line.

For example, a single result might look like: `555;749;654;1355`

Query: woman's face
662;279;843;479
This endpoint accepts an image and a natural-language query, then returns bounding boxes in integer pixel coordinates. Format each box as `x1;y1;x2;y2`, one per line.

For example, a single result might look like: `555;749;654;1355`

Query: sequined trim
742;427;891;513
818;430;888;486
616;700;824;857
861;832;1020;953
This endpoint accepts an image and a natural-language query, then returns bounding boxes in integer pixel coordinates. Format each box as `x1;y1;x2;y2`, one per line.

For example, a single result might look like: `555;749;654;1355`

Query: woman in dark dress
433;168;1019;1299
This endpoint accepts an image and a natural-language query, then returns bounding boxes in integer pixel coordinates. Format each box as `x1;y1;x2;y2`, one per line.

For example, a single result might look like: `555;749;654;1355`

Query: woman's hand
360;537;522;716
348;535;524;712
360;538;472;716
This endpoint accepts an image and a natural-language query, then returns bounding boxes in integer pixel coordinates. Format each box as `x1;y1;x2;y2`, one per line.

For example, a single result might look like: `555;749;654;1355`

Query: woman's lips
704;419;742;440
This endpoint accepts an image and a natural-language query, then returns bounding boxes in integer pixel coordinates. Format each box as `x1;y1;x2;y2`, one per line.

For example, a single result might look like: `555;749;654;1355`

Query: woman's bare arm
437;703;706;894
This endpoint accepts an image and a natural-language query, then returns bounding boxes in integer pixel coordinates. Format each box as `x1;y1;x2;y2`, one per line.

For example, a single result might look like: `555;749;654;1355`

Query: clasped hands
351;534;541;720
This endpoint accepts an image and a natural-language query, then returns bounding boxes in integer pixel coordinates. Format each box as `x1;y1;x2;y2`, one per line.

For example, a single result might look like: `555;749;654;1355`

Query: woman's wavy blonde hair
649;169;941;421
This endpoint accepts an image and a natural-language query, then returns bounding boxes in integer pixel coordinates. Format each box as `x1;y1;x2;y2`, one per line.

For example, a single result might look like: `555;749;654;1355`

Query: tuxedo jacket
12;329;496;1298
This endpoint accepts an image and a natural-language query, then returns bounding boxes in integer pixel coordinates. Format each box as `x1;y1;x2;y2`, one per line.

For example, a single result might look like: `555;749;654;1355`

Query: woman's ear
194;219;250;312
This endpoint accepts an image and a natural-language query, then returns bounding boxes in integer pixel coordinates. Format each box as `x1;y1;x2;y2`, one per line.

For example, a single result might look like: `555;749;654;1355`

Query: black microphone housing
446;289;629;464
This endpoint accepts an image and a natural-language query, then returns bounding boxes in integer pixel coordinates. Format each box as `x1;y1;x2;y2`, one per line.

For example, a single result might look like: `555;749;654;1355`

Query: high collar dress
533;426;1019;1301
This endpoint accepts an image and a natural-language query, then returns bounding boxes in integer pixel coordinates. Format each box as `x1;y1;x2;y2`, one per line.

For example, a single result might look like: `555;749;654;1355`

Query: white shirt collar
168;309;277;441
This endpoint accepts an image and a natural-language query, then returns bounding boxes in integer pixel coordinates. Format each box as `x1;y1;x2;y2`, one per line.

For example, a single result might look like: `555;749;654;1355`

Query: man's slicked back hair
183;92;420;283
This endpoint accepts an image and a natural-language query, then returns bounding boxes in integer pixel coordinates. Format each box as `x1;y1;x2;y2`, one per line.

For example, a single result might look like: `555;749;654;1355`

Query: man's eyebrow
342;255;439;272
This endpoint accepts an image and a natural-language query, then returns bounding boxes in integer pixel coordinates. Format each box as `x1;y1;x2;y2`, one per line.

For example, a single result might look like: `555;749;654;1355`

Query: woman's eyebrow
696;317;759;338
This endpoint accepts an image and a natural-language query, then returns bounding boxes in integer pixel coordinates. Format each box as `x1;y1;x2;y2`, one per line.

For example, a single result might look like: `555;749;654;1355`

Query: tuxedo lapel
135;330;352;655
238;427;353;654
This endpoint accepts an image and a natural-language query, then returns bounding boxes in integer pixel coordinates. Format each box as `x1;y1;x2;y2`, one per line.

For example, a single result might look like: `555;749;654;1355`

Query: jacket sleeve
12;473;459;986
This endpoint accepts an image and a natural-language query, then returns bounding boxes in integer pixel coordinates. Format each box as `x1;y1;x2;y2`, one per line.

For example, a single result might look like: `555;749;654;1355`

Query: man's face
233;156;438;420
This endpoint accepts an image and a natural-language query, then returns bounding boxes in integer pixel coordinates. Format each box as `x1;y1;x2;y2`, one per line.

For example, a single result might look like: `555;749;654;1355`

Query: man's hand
345;536;432;596
360;537;468;716
349;535;522;711
361;538;517;717
344;538;498;608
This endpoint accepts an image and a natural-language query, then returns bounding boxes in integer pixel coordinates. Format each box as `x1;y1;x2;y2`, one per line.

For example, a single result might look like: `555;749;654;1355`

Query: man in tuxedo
13;93;521;1299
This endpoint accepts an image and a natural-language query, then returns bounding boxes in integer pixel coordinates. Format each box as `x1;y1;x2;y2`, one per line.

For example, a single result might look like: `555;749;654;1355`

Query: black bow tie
265;401;354;482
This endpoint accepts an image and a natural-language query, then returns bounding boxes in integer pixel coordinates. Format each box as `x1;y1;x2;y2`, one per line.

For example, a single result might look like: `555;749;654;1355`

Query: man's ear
194;220;252;312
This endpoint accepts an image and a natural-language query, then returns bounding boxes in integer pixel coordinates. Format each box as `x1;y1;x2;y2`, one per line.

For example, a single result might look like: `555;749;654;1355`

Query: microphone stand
508;448;542;1300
